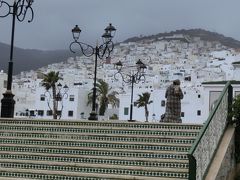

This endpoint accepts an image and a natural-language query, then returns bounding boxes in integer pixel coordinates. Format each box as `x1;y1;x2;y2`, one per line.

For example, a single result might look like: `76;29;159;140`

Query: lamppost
44;83;69;119
0;0;34;118
152;113;156;122
114;59;147;121
25;108;29;118
70;23;116;120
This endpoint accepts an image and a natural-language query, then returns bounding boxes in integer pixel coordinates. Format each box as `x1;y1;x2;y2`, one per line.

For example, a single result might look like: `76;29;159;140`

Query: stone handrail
188;81;233;180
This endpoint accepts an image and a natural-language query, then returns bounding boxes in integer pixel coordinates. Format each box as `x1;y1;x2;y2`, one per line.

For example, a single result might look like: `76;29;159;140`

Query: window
47;110;52;116
40;94;45;101
30;110;35;116
161;100;165;107
37;110;44;116
68;111;73;117
69;95;74;101
57;111;62;116
124;107;129;115
181;112;185;117
197;110;201;116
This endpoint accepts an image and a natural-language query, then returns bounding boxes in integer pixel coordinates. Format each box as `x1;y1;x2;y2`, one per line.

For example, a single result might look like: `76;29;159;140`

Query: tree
41;71;62;119
135;92;153;122
229;95;240;164
230;94;240;126
87;79;119;116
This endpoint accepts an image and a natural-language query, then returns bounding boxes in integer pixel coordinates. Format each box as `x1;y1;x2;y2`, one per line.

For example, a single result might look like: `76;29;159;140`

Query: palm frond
89;79;120;115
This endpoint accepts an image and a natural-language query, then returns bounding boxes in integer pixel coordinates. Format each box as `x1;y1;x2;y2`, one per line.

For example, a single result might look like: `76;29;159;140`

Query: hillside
0;43;76;75
1;29;240;74
123;29;240;49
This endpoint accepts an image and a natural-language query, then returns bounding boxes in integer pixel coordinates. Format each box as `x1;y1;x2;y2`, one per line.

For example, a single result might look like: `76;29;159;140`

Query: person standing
163;79;183;123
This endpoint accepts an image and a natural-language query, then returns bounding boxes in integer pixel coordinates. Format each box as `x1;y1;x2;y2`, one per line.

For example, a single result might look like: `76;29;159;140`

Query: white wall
35;86;87;120
118;87;205;124
233;64;240;80
202;83;240;123
0;72;7;115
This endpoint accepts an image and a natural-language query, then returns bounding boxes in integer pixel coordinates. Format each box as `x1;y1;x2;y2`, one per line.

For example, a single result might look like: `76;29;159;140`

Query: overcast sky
0;0;240;50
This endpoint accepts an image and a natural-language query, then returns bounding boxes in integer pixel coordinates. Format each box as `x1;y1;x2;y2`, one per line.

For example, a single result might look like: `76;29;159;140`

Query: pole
7;2;16;91
1;2;17;117
129;75;134;121
88;45;98;120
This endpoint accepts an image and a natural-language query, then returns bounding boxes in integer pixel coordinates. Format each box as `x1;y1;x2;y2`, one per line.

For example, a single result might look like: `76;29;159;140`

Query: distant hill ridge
0;43;75;75
123;28;240;49
1;28;240;75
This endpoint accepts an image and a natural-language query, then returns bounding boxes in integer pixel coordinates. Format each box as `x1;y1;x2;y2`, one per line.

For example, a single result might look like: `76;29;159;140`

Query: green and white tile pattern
0;119;202;179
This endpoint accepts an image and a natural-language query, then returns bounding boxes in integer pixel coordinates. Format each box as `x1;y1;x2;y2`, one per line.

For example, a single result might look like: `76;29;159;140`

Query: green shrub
230;95;240;126
230;95;240;163
109;114;118;120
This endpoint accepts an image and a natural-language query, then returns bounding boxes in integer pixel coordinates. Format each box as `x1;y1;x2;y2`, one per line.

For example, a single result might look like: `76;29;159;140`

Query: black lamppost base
128;119;136;122
88;111;98;121
1;90;15;118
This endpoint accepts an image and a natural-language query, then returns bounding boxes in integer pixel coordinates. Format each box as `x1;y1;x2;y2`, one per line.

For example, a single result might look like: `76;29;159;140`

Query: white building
0;71;7;115
118;85;204;123
34;84;91;120
232;62;240;80
118;81;240;124
6;34;240;123
0;71;7;99
201;81;240;120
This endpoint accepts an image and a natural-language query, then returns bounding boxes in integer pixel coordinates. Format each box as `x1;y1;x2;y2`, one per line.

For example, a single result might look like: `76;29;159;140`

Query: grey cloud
0;0;240;50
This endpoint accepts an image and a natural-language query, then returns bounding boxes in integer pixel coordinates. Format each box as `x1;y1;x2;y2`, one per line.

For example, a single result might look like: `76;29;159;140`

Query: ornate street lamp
0;0;34;117
70;23;116;120
44;83;69;119
114;59;147;121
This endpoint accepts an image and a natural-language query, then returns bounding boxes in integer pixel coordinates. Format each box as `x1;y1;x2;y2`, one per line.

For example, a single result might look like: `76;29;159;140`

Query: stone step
0;139;191;152
0;119;202;130
0;125;200;137
0;123;202;132
0;178;27;180
0;159;189;178
0;151;189;169
0;119;202;179
0;144;189;160
0;168;188;179
0;136;195;144
0;159;188;172
0;130;197;144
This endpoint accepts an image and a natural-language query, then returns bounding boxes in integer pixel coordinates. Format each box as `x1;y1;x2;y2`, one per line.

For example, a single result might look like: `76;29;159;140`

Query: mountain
1;29;240;75
0;42;75;75
123;29;240;49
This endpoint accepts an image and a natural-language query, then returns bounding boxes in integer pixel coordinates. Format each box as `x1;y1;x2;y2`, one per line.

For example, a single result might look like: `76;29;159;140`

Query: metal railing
188;81;233;180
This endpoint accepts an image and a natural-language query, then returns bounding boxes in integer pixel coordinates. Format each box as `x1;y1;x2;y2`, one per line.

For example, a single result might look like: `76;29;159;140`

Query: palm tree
87;79;119;116
41;71;62;119
135;92;153;122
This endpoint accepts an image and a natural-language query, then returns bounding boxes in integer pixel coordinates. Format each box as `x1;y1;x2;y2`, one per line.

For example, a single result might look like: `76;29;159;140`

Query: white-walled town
1;34;240;123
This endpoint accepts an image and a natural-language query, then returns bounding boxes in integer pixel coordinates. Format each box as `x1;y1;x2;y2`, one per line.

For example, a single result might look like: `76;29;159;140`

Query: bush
230;95;240;163
230;95;240;126
109;114;118;120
